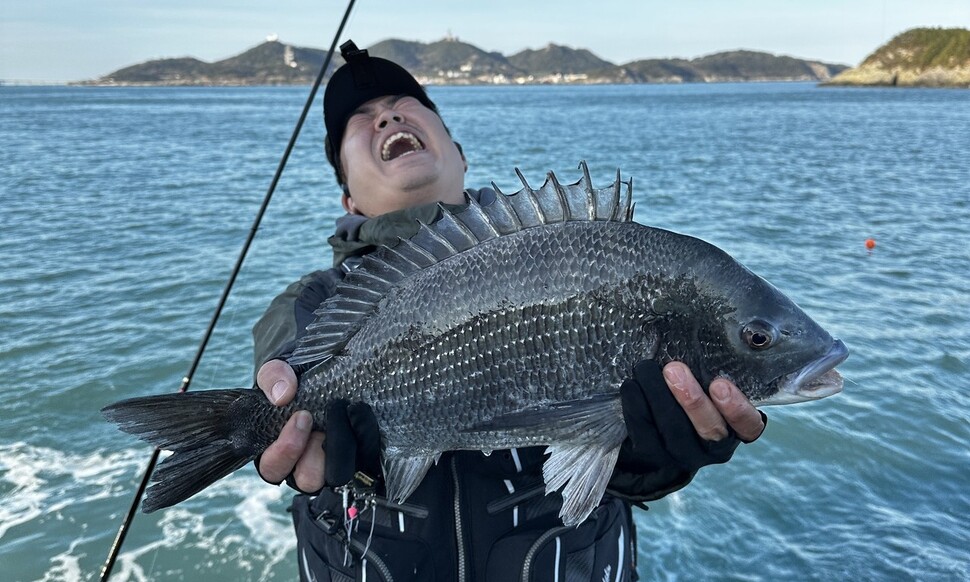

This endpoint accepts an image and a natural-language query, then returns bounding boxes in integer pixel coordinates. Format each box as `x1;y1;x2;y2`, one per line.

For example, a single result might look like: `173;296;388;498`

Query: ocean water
1;82;968;581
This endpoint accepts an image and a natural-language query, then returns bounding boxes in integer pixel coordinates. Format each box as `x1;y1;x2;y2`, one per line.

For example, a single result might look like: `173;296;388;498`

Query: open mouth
761;339;849;406
381;132;425;161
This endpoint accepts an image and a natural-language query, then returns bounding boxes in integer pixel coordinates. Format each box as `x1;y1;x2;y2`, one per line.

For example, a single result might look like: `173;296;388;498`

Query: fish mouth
381;131;425;161
760;339;849;406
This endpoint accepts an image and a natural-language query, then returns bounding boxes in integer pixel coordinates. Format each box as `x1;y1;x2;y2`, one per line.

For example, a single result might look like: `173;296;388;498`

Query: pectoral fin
463;393;622;434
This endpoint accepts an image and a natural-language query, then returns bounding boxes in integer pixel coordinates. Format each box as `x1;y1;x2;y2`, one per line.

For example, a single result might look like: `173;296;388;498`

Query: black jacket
252;190;693;581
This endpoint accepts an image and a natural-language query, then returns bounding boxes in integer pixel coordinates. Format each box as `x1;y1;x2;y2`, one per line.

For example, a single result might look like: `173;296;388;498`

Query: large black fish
103;163;848;526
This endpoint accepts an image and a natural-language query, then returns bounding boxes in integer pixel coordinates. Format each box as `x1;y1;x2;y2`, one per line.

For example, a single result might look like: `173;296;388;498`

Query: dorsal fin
288;162;635;367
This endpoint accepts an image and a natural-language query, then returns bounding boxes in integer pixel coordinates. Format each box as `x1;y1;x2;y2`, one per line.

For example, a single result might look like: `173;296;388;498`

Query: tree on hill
826;27;970;87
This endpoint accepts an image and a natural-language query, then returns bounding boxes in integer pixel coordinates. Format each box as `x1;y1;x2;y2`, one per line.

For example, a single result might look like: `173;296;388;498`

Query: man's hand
255;359;326;493
618;360;766;477
662;361;766;444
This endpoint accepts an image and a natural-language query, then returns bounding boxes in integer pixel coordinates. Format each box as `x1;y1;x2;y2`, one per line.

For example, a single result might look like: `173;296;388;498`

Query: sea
1;82;968;581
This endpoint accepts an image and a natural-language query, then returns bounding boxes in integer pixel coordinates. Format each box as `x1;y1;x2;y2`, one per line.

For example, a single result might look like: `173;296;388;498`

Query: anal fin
544;442;622;527
467;394;628;527
529;396;627;527
383;448;441;504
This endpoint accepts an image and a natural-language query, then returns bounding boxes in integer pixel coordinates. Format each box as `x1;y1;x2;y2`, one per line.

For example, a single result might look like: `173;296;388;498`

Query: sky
2;0;969;83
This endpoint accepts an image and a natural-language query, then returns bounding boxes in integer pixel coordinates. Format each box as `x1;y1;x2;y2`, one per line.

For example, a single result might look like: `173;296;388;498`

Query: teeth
381;132;424;161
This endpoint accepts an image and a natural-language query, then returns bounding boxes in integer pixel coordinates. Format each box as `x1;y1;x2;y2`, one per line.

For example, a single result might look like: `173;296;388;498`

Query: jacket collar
328;188;495;268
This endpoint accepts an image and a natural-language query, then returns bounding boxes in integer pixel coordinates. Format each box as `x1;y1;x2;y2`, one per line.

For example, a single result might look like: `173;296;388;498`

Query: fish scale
103;161;848;525
335;302;648;444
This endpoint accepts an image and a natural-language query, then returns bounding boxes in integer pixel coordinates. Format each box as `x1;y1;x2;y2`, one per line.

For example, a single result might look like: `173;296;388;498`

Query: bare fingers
292;431;326;493
256;359;298;406
709;378;766;443
662;362;730;442
257;410;313;484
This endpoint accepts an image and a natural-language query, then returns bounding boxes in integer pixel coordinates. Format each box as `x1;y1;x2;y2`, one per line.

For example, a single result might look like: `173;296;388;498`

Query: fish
102;162;848;526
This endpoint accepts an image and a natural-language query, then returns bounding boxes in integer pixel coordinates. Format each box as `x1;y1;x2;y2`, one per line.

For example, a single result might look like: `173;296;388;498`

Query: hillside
86;38;847;86
367;38;521;82
97;41;335;85
622;50;845;83
825;27;970;87
507;44;615;76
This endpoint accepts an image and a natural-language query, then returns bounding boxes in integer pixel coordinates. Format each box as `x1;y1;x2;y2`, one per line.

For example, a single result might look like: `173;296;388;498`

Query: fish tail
102;388;266;512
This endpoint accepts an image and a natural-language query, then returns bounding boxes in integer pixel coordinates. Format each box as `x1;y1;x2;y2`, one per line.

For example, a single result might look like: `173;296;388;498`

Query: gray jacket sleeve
251;268;344;376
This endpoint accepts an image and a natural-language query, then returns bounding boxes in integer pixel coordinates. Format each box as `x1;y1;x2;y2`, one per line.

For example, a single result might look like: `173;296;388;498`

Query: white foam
235;481;297;578
0;442;147;540
3;441;300;580
37;537;84;582
0;442;45;541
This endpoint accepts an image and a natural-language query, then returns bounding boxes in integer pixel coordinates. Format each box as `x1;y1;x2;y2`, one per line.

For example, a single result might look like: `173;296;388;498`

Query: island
81;36;847;87
824;27;970;88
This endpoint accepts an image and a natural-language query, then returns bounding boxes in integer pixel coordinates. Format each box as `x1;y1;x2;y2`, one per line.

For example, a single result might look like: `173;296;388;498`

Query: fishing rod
98;1;358;579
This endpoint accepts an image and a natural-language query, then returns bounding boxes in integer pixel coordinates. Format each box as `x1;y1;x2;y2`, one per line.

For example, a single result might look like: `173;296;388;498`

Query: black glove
266;400;381;495
611;360;766;498
322;399;383;488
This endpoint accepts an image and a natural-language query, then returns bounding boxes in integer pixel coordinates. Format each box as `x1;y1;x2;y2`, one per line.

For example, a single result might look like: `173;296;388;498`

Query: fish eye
742;321;776;350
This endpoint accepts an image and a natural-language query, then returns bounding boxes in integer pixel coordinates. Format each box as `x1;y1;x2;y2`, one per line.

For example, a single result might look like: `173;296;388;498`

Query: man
252;41;765;581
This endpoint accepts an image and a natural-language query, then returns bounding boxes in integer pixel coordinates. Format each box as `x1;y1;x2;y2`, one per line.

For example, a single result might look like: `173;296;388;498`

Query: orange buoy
865;238;876;250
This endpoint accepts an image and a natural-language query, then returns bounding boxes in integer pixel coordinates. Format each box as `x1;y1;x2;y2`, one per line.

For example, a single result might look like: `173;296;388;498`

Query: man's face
339;95;466;217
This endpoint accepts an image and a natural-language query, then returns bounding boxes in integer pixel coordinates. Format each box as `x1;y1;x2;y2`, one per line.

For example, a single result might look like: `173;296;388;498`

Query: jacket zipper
451;456;467;582
520;525;571;582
